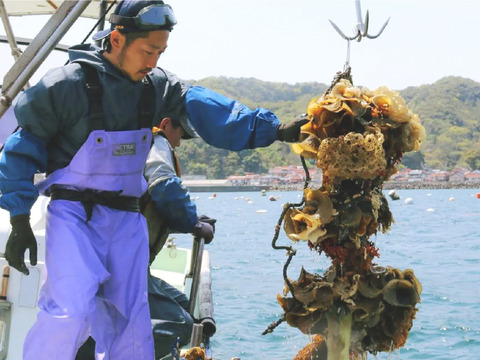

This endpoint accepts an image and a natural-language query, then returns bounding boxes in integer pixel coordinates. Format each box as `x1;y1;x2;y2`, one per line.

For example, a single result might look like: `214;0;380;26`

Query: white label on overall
113;143;136;156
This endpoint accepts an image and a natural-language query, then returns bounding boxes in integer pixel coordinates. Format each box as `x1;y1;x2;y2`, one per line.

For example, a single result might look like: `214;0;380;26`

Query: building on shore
182;167;480;192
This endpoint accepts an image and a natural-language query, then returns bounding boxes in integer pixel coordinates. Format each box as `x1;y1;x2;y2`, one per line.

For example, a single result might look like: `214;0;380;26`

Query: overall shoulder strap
78;62;155;130
78;62;105;131
139;74;155;129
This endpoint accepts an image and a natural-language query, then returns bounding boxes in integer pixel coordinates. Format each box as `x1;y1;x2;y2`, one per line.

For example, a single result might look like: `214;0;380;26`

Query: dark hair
168;116;181;129
103;30;151;52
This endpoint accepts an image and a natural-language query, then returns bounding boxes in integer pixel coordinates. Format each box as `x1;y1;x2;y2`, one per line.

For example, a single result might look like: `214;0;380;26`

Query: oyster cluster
278;79;425;359
292;79;425;182
283;187;391;252
279;266;421;356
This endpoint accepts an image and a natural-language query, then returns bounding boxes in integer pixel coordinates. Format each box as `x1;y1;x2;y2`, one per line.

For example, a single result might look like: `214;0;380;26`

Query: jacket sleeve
0;129;48;216
149;178;198;234
145;135;198;233
185;86;281;150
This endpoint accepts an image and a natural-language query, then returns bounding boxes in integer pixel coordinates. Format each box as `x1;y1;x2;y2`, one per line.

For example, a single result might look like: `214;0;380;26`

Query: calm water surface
173;188;480;360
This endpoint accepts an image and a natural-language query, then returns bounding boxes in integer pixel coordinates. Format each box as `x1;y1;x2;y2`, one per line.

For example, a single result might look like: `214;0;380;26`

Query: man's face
109;30;169;82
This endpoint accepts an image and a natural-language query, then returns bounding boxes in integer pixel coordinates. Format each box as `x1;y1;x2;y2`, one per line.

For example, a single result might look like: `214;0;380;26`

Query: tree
207;155;225;179
401;151;425;169
188;163;208;176
242;151;264;173
174;76;480;174
223;153;242;176
464;148;480;170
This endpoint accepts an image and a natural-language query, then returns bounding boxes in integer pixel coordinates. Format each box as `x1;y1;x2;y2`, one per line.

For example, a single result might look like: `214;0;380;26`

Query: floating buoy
449;196;455;202
476;193;480;199
388;190;400;200
261;190;267;196
212;193;216;198
404;197;413;205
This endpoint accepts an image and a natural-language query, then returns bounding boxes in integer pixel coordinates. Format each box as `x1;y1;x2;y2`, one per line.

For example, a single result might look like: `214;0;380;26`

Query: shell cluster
279;266;421;355
292;79;425;182
283;187;392;252
278;79;424;358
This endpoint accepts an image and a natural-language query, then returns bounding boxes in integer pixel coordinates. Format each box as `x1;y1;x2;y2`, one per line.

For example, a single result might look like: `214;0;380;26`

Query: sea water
172;188;480;360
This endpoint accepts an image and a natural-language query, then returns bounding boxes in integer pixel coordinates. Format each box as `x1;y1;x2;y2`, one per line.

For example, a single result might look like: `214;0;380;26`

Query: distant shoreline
271;181;480;192
186;181;480;193
383;181;480;190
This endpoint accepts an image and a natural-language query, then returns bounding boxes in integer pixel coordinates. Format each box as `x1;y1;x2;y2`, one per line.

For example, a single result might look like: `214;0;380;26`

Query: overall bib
24;128;154;360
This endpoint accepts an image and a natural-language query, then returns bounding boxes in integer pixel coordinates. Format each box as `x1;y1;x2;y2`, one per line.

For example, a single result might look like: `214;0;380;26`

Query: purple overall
25;128;154;359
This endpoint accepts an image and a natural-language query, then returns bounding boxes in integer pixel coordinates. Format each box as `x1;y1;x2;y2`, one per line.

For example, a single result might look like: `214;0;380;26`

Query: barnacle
316;128;386;180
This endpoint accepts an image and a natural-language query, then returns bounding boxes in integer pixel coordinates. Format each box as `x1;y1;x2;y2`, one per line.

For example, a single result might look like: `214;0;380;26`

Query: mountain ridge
175;76;480;178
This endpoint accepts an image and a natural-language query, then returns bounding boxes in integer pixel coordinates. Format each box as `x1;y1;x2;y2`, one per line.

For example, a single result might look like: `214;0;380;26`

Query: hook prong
329;0;389;43
365;17;390;39
329;19;359;41
362;10;370;36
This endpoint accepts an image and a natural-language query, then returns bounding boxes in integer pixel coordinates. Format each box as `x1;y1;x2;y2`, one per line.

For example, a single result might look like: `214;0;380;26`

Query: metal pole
94;0;108;47
0;0;23;61
188;237;204;316
0;0;92;119
354;0;364;35
189;323;203;348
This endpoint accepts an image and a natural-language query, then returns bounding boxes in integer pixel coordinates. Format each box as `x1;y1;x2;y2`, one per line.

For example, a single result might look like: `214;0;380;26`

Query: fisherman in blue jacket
0;1;306;359
144;104;216;261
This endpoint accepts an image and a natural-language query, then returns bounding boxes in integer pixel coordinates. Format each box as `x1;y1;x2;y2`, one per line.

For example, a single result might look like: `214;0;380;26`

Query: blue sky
1;0;479;90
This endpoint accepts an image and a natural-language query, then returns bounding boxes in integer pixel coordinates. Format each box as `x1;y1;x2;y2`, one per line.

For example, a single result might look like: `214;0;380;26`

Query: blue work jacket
0;44;281;216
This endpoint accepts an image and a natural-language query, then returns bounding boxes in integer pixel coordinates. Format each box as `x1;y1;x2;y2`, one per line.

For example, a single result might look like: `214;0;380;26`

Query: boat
0;1;215;359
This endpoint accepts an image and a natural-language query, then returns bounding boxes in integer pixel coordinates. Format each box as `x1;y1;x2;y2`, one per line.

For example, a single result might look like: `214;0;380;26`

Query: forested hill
176;76;480;179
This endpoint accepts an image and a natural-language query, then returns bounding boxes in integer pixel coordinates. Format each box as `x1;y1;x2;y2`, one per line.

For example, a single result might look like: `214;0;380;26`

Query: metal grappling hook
329;0;390;69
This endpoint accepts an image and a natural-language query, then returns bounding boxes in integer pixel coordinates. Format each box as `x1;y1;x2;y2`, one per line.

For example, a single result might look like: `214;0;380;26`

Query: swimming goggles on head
110;4;177;31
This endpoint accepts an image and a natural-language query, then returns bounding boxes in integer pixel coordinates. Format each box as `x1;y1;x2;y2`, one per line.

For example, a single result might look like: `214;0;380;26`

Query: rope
325;66;353;95
262;315;286;336
271;156;310;251
263;156;311;335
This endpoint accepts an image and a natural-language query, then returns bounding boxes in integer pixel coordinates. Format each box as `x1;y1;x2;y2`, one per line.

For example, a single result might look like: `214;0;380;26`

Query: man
0;1;307;359
144;110;216;263
77;113;210;359
144;113;212;357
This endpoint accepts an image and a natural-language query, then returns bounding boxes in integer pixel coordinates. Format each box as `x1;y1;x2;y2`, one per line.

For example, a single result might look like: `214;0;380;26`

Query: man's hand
276;114;309;142
5;214;37;275
193;215;217;244
197;215;216;230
